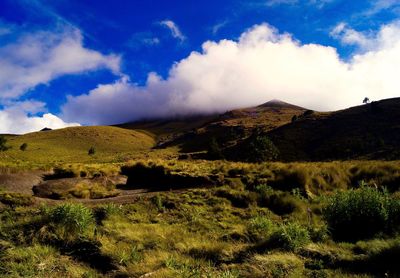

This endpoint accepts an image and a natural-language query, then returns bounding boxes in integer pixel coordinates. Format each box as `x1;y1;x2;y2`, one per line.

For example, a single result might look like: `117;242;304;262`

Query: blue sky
1;0;400;133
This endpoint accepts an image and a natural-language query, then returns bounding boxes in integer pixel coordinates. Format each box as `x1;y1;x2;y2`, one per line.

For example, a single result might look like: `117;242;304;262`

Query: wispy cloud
364;0;400;16
160;20;186;41
212;20;229;35
127;31;160;50
258;0;335;8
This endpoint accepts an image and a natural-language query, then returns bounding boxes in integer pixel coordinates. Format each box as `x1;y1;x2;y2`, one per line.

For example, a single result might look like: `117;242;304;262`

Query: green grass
2;126;156;163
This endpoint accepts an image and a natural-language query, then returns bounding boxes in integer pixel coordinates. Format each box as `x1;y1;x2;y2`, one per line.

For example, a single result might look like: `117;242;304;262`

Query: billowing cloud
62;22;400;125
0;27;120;99
0;101;79;134
160;20;186;41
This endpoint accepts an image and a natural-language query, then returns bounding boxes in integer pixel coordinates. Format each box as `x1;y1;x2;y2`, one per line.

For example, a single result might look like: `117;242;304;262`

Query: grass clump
46;203;95;241
248;215;276;241
323;186;400;241
268;222;310;252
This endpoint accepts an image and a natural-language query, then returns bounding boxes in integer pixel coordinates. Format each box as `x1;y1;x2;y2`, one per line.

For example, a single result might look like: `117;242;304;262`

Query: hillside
267;98;400;161
2;126;156;164
156;100;306;152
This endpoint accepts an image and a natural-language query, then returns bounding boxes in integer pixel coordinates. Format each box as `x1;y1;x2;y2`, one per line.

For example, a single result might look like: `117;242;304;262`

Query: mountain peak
258;99;305;109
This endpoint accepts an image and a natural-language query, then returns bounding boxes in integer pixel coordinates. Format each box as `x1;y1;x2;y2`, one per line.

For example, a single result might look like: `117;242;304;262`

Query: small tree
243;133;279;162
20;143;28;151
207;137;224;160
88;146;96;155
363;97;370;104
0;135;10;152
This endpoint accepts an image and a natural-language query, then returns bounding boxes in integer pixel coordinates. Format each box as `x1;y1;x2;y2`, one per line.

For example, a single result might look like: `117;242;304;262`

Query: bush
268;222;310;251
248;216;276;241
323;187;400;241
19;143;28;151
88;146;96;155
0;135;10;151
207;137;224;160
244;133;279;162
47;203;95;241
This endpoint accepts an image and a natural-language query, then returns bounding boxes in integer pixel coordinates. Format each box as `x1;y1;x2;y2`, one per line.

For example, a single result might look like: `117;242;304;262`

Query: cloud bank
62;22;400;125
0;101;79;134
0;27;120;133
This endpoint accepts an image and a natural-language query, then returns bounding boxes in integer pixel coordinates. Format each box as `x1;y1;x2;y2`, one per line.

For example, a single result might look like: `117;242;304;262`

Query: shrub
248;216;276;241
88;146;96;155
323;187;400;241
44;167;77;180
19;143;28;151
47;203;95;241
207;137;224;160
0;135;10;151
244;133;279;162
268;222;310;251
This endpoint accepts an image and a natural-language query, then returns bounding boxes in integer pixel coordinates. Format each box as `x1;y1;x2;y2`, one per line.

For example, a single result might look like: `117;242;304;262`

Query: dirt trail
1;171;188;206
33;188;187;205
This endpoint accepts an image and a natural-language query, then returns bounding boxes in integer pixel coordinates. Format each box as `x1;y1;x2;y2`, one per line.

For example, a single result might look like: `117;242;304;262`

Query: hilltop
3;126;155;164
267;98;400;161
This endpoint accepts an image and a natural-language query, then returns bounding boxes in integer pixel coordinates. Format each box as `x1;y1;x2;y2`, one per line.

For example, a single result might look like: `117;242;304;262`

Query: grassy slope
160;100;306;153
2;126;156;164
268;98;400;161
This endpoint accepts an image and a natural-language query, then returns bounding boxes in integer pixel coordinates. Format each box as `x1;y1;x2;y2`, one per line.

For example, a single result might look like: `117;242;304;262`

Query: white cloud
127;32;160;50
160;20;186;41
0;101;79;134
0;27;120;99
62;22;400;125
331;21;400;52
365;0;400;16
212;20;229;35
264;0;334;7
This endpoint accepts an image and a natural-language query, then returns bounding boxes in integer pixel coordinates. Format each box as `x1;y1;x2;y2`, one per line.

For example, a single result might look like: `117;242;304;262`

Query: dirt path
33;188;186;205
1;171;189;206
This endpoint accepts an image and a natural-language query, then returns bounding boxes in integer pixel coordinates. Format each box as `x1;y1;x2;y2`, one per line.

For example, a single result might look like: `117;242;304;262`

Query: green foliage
152;193;165;211
248;216;276;241
269;222;310;251
0;135;10;151
47;203;95;241
19;143;28;151
323;186;400;241
244;133;280;162
88;146;95;156
207;137;224;160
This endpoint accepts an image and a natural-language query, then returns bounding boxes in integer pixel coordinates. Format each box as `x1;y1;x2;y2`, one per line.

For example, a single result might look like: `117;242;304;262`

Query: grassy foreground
0;160;399;277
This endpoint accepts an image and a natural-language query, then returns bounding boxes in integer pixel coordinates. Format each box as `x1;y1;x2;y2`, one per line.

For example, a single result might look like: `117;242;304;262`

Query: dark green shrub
244;134;279;162
268;222;310;251
152;194;165;211
0;135;10;151
44;167;77;180
120;163;212;189
19;143;28;151
47;203;95;241
88;146;96;155
207;137;224;160
323;187;399;241
257;186;304;215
